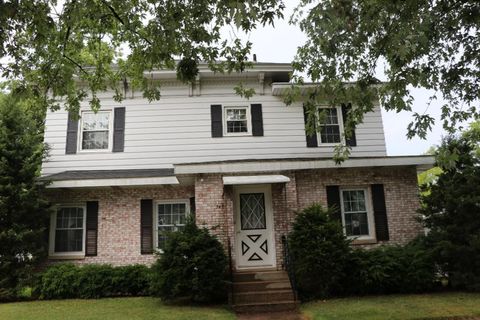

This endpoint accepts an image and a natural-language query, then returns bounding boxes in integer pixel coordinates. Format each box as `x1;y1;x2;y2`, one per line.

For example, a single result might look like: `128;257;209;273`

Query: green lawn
302;292;480;320
0;297;235;320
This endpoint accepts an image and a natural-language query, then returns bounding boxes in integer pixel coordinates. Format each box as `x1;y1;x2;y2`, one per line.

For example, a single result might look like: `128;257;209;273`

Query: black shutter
113;107;126;152
251;104;264;136
326;185;342;222
189;197;196;217
303;105;318;147
371;184;389;241
65;111;79;154
140;199;153;254
211;104;223;137
86;201;99;256
341;103;357;147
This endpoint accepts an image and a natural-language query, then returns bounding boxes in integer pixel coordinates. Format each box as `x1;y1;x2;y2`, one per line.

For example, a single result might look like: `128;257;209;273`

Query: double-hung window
50;205;86;255
224;106;250;135
80;111;112;151
340;188;374;239
318;107;343;144
156;200;189;250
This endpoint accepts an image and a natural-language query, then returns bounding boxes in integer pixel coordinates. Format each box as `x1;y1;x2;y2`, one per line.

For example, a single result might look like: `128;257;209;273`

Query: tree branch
100;0;152;45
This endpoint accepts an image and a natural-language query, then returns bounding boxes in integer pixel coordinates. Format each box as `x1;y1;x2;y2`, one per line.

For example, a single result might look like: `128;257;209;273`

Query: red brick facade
47;166;422;267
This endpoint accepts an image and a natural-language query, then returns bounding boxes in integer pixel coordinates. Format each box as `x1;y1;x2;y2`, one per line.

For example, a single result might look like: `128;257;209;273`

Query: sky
228;0;448;156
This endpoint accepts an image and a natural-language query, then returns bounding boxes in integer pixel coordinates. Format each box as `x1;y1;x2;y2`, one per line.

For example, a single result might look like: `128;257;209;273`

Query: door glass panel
240;193;266;230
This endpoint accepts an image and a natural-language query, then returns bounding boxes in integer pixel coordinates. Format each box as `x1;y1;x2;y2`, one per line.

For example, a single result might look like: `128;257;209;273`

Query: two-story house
42;62;432;309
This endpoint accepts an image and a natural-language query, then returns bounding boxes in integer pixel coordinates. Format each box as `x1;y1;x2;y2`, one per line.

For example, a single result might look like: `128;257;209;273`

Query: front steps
231;270;298;313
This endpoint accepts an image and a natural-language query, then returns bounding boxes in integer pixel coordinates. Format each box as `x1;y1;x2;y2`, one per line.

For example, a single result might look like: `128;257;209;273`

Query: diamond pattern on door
240;193;266;230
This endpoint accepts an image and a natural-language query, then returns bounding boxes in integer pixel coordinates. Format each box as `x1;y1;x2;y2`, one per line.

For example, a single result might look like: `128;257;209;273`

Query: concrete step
233;289;294;304
233;280;292;293
233;270;289;282
233;300;299;313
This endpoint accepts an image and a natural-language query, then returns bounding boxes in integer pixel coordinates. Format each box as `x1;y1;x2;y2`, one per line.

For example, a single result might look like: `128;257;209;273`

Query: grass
0;297;235;320
301;292;480;320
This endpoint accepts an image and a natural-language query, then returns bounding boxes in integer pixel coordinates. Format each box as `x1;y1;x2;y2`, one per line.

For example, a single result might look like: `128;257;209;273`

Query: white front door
234;185;276;269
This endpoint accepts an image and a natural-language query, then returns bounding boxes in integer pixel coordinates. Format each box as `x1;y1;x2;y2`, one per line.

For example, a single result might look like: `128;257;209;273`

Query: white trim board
223;175;290;185
175;156;435;175
47;176;179;188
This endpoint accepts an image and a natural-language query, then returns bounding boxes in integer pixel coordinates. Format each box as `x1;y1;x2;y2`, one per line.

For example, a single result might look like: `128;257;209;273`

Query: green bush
150;218;227;303
289;204;437;300
288;204;352;300
342;239;437;295
36;263;151;299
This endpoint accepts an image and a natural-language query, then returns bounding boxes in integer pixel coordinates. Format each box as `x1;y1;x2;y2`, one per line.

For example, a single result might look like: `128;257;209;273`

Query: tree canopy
291;0;479;143
1;0;478;144
1;0;284;112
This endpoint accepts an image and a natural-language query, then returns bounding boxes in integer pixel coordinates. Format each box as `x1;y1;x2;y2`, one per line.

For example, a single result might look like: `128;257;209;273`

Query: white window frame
153;199;191;252
49;204;87;257
223;106;252;136
316;106;345;146
339;187;376;241
78;110;113;152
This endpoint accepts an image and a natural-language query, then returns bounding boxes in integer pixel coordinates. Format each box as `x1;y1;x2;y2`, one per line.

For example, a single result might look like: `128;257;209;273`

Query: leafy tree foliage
0;0;284;113
420;127;480;291
150;218;227;303
0;94;50;301
289;0;479;156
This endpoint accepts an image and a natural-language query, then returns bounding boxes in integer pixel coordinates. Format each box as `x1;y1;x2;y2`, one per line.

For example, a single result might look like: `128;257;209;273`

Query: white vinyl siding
42;79;387;176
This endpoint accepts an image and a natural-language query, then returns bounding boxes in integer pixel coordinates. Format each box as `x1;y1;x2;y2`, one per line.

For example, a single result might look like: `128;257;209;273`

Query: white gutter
47;176;179;188
175;156;434;175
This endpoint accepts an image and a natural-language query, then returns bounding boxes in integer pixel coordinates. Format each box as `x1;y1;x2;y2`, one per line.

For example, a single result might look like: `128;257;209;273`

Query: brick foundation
46;166;422;267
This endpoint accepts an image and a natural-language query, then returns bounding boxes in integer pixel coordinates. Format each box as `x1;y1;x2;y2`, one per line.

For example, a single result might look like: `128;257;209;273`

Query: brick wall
46;166;422;267
46;185;193;266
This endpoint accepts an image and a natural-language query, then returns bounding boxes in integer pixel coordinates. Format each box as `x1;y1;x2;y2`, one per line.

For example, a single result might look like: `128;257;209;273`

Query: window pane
55;229;83;252
158;226;174;250
157;202;187;250
226;109;247;121
342;190;369;236
227;120;248;133
320;125;340;143
82;131;109;149
240;193;266;230
82;112;110;130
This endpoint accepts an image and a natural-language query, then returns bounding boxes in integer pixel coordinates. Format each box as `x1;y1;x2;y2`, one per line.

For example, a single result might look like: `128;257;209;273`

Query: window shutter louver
140;199;154;254
251;104;264;136
341;103;357;147
371;184;390;241
303;105;318;147
85;201;98;256
326;185;342;222
189;197;196;217
211;105;223;137
113;107;126;152
65;111;79;154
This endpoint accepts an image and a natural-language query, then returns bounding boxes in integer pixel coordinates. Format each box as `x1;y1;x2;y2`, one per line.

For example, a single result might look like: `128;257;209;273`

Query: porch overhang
223;175;291;185
174;155;434;175
41;169;179;188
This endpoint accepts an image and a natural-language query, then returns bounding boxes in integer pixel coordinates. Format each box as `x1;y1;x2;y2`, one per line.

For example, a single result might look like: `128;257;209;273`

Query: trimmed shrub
289;204;437;300
341;239;437;296
150;218;227;303
288;204;352;300
36;263;151;299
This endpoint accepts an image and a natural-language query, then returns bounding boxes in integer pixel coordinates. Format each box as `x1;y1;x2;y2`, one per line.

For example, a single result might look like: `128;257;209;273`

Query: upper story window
224;106;250;135
340;188;374;239
50;205;86;255
156;200;189;251
80;111;112;151
318;107;343;144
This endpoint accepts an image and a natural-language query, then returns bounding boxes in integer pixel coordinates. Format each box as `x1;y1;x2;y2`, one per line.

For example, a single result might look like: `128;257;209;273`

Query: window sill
351;238;377;245
48;254;85;260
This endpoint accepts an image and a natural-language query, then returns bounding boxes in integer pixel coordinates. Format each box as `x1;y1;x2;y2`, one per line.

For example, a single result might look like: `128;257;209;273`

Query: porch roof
223;175;291;185
174;155;434;175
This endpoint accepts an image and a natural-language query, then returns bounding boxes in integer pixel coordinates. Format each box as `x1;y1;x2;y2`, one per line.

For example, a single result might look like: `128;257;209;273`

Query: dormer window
318;107;343;144
80;111;112;151
224;106;251;135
